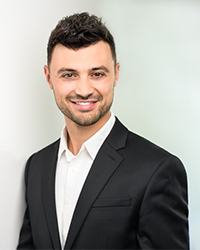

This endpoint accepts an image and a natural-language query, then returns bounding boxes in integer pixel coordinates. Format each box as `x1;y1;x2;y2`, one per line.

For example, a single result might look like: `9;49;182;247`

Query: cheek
105;83;115;95
99;87;114;102
53;84;73;98
95;81;115;96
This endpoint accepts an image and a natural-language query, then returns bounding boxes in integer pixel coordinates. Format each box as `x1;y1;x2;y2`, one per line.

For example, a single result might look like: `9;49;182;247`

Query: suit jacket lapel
64;118;128;249
41;140;62;250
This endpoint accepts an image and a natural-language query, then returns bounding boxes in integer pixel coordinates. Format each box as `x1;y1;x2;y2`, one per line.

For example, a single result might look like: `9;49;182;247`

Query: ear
114;63;120;87
44;65;53;90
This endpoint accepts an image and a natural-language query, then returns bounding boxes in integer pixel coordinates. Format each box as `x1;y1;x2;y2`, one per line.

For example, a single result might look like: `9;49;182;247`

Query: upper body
17;117;189;249
17;12;189;249
56;112;116;246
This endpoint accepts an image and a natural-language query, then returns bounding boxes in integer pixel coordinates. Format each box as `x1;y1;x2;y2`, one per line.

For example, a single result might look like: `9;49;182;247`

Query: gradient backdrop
0;0;199;249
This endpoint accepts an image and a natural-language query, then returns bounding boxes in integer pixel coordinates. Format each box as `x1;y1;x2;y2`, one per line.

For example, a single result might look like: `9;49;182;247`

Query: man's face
44;41;120;127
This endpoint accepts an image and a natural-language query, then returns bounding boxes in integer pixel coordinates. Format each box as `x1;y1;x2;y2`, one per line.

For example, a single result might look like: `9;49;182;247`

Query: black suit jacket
17;118;189;249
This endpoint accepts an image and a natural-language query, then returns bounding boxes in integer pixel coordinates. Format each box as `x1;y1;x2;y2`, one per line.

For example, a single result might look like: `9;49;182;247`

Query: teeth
75;102;92;106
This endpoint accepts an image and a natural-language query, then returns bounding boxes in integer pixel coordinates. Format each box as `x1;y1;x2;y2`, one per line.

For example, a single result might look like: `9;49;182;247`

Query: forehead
50;41;114;70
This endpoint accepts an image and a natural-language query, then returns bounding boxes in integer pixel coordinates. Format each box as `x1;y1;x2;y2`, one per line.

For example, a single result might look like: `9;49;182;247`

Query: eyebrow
90;66;110;73
57;68;77;75
57;66;110;75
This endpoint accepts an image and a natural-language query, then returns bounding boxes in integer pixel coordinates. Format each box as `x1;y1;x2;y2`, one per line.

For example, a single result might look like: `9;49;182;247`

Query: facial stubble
53;87;115;127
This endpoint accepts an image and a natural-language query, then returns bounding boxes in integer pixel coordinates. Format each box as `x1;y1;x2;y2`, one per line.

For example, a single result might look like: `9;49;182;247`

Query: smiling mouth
74;101;94;106
71;100;97;110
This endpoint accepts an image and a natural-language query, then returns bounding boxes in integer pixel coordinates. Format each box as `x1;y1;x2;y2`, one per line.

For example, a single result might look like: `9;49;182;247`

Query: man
17;12;189;249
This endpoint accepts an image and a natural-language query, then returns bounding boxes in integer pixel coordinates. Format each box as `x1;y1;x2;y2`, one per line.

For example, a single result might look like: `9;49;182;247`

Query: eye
92;72;105;78
62;73;74;78
62;73;76;79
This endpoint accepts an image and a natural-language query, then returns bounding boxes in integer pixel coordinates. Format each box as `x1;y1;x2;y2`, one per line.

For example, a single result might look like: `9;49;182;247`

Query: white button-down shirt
55;113;116;248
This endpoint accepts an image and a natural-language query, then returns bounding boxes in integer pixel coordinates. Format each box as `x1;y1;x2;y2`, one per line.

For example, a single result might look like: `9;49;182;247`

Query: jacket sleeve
137;155;190;249
17;156;35;249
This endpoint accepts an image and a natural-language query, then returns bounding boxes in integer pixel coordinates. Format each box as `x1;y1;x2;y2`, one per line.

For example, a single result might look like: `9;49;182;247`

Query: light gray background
0;0;199;249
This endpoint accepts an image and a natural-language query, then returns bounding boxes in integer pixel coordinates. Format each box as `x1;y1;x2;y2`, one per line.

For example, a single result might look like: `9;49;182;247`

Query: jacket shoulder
112;118;173;158
113;118;183;171
127;130;172;156
30;139;60;158
24;139;60;178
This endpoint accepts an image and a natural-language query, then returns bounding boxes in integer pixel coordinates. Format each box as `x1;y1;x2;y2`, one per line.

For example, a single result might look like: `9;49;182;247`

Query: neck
65;112;111;155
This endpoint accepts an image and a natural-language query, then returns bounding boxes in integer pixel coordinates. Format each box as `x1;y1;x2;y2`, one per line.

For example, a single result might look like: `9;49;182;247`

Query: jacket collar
64;118;128;249
41;118;128;249
41;139;61;250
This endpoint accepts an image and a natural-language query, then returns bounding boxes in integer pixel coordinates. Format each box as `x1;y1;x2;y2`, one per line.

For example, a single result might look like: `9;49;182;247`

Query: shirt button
65;199;70;205
63;231;68;239
71;167;76;173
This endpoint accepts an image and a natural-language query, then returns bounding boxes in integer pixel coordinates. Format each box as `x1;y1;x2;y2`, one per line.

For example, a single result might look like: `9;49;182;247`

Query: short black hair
47;12;116;66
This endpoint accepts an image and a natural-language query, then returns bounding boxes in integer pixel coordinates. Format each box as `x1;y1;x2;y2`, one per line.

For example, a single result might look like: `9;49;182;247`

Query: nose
75;77;94;98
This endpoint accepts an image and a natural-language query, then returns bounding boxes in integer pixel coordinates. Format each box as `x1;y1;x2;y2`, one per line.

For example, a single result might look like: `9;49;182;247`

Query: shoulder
127;130;186;175
128;128;184;168
24;139;60;178
113;117;172;158
112;120;188;198
29;139;60;160
127;129;171;159
113;117;185;173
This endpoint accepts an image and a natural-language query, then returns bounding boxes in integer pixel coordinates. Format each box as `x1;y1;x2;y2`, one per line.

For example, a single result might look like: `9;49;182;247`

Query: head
44;13;119;128
47;12;116;67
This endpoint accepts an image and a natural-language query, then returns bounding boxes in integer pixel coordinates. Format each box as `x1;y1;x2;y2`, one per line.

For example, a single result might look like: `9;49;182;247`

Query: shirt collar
58;112;116;161
84;112;115;160
58;126;68;161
